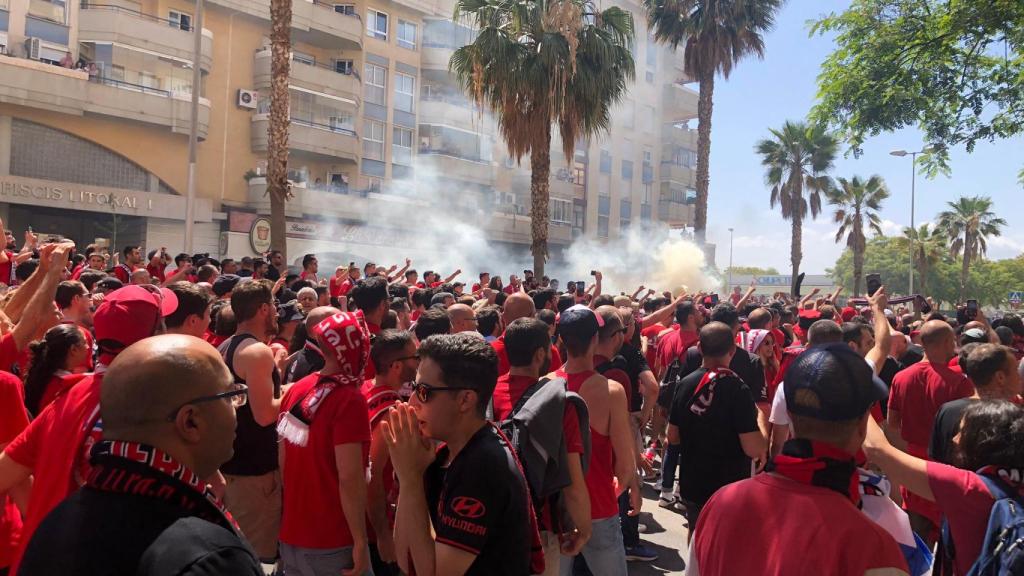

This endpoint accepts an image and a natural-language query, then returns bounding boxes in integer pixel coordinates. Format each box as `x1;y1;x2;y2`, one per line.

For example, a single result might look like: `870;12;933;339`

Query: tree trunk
790;199;802;297
530;132;552;278
693;69;714;246
852;216;863;296
267;0;291;259
959;234;972;303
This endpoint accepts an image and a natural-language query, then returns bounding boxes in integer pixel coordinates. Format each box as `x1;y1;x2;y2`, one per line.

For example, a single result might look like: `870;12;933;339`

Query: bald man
490;293;563;376
887;319;975;544
447;303;478;333
20;335;261;576
283;306;336;384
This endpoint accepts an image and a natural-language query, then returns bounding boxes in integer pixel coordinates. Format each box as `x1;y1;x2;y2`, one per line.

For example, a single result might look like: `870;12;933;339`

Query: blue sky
697;0;1024;274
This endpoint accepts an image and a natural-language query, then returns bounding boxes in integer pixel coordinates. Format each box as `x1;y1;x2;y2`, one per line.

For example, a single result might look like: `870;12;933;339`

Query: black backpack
657;357;688;411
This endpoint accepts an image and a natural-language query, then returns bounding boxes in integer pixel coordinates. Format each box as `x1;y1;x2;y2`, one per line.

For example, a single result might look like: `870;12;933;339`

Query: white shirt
769;357;875;428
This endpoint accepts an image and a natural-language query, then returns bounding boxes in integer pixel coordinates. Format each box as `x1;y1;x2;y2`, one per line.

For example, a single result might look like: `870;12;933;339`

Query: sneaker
643;469;661;482
658;492;677;508
625;544;659;562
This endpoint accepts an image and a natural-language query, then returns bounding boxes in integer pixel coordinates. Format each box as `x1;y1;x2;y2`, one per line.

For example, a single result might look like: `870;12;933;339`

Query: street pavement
628;480;689;576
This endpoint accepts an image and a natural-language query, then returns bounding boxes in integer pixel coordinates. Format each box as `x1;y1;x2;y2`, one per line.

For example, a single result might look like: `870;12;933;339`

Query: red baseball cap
840;307;857;322
94;285;178;354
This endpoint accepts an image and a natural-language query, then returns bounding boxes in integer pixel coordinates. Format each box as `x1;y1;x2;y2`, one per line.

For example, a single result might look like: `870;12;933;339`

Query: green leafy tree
643;0;782;245
826;175;888;295
451;0;635;277
899;223;946;298
811;0;1024;179
937;196;1007;303
725;266;780;276
755;121;838;296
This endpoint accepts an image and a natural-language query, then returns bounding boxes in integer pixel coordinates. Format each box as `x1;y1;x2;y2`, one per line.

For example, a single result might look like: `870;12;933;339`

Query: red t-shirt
927;461;1000;575
38;373;89;414
146;262;166;284
691;473;909;575
556;368;617;520
362;381;402;537
641;323;666;373
279;374;371;548
491;336;563;377
4;373;102;572
112;264;134;284
330;277;355;298
594;354;632;408
0;372;29;568
655;328;698;374
888;361;974;456
0;251;15;286
362;322;381;381
0;334;18;374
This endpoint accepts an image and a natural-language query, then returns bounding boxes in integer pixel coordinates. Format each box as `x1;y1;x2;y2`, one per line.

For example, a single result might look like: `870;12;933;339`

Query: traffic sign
1009;291;1023;305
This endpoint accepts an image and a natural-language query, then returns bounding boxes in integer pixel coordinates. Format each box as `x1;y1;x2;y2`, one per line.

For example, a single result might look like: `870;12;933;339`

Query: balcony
662;124;697;149
663;83;698;122
421;45;454;70
253;49;360;105
251;115;359;163
202;0;360;49
660;162;694;185
487;211;572;246
658;200;693;227
418;97;489;132
79;4;214;71
417;151;493;185
0;55;210;138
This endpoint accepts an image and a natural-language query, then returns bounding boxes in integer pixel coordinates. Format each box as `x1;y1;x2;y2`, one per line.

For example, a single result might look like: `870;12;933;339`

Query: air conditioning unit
24;37;41;60
237;89;257;109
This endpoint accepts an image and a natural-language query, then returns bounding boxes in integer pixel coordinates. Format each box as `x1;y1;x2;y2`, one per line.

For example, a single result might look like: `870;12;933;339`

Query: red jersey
928;461;1003;575
38;373;89;415
556;368;617;519
330;276;354;298
279;374;371;548
0;372;29;568
491;336;562;377
888;360;974;456
655;328;698;374
0;251;15;286
0;333;19;373
300;271;319;284
4;373;102;572
691;473;909;575
641;323;666;373
146;262;166;284
112;264;134;284
362;381;402;536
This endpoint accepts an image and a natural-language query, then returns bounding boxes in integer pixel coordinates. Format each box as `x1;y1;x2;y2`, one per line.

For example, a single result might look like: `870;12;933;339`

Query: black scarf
766;438;860;505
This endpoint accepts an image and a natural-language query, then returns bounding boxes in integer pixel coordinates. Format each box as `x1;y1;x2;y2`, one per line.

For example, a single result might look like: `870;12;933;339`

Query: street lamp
889;146;934;295
184;0;205;254
728;227;734;290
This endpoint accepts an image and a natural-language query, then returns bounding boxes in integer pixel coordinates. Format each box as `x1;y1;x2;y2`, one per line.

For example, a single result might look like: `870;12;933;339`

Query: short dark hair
231;279;273;322
15;260;38;282
55;280;87;309
405;269;417;278
476;306;500;337
709;303;739;328
808;320;843;346
505;318;551;367
418;333;498;417
954;400;1024;471
675;300;697;325
122;245;139;259
371;329;414;373
196;264;218;283
174;253;190;266
818;305;836;321
164;281;214;328
841;322;869;345
302;254;316;269
531;288;556;311
430;292;454;307
352;276;389;312
699;321;735;358
414;307;451;341
536;309;556;327
597;305;624;341
314;286;328;298
964;344;1015;388
556;294;575;313
390;298;410;313
213;304;236;337
79;270;107;292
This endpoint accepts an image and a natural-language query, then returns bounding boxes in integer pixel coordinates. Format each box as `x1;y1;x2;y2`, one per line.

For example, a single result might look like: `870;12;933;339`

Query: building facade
0;0;698;265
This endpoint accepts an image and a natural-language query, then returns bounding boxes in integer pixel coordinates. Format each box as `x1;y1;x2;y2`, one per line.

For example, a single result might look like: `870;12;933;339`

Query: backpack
488;377;590;530
945;472;1024;576
657;357;687;411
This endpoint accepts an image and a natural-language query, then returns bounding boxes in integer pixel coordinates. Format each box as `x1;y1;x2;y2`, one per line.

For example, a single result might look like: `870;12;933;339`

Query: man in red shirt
0;371;28;575
145;248;169;284
688;345;909;575
330;264;359;298
653;300;700;380
888;319;974;543
0;283;176;573
490;292;562;376
72;250;107;281
350;276;389;380
299;253;320;284
277;310;373;575
112;245;143;284
493;318;590;575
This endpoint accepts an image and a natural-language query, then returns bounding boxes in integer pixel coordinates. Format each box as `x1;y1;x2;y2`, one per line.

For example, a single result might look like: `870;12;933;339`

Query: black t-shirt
619;343;650;413
425;424;532;576
669;367;759;505
901;345;924;367
929;397;977;465
264;265;280;281
284;348;325;385
682;345;767;404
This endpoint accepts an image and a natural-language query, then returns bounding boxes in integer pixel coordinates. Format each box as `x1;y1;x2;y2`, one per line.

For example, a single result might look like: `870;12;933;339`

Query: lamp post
889;146;934;295
728;227;734;290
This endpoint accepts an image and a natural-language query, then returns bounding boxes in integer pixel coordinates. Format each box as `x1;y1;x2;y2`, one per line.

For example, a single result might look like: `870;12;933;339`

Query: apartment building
0;0;697;265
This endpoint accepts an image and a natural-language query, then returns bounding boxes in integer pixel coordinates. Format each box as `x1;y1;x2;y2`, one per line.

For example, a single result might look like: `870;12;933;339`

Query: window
620;199;631;219
598;176;610;197
394;73;415;113
329;114;353;132
551;199;572;224
335;59;354;75
621;160;633;181
367;9;388;40
645;70;654;83
598;216;609;238
643;182;652;204
364;63;386;105
28;0;67;24
398;20;417;49
599;149;611;174
363;119;385;160
641;105;654;133
598;195;610;216
646;37;657;67
641;204;651;220
169;11;191;32
393;126;413;165
292;50;315;66
334;3;355;15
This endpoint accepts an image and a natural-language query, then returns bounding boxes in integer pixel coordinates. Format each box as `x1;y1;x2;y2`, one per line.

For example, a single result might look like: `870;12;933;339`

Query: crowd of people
0;219;1021;575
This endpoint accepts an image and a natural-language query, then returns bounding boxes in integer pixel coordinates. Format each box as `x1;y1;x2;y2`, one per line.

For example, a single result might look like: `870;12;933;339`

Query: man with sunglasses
0;283;177;574
385;333;540;576
19;334;261;576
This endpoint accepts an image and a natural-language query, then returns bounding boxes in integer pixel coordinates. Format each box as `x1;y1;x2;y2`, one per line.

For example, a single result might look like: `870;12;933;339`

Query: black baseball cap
277;300;304;323
212;274;240;297
784;344;888;422
557;304;604;343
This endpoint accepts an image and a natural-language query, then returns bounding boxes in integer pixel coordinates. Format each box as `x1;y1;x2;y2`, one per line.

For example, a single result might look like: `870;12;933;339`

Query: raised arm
441;269;462;284
865;286;891;375
734;280;758;311
388;258;412;283
799;288;821;308
12;243;70;350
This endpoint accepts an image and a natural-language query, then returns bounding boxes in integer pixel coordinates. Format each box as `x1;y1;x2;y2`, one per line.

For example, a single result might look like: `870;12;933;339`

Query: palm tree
826;175;888;295
901;223;945;298
266;0;292;258
755;121;837;296
937;196;1007;303
643;0;781;245
451;0;635;277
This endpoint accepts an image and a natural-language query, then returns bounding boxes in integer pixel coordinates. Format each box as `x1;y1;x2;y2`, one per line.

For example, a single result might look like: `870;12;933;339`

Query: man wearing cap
213;274;241;301
272;301;304;351
218;279;285;563
554;305;635;575
687;344;910;575
0;282;177;573
888;319;974;543
669;322;767;537
283;307;334;385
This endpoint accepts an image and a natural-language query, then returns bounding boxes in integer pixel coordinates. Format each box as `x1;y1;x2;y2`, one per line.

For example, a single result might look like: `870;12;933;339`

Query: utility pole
184;0;204;253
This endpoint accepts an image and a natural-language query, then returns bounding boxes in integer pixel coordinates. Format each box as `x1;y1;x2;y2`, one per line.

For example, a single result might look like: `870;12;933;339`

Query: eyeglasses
167;383;248;421
411;381;473;403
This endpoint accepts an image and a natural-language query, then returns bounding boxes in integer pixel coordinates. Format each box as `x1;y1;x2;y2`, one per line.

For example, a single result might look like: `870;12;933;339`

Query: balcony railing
417;148;488;164
81;3;186;28
28;0;65;23
89;75;172;97
310;0;361;21
291;116;358;137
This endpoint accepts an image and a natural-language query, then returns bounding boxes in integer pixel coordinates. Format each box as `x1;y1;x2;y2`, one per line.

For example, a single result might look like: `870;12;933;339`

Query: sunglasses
166;383;248;421
411;381;473;403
